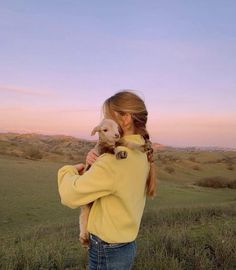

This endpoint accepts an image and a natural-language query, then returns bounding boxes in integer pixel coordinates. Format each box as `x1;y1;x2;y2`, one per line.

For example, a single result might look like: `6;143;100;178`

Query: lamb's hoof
139;145;146;152
141;144;151;153
116;151;128;159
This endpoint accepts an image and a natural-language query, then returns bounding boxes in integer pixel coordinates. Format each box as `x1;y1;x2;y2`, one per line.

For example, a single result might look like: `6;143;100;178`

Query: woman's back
87;134;149;243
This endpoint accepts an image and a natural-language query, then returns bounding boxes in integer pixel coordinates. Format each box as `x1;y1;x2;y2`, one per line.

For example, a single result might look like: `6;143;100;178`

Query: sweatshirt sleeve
57;155;115;209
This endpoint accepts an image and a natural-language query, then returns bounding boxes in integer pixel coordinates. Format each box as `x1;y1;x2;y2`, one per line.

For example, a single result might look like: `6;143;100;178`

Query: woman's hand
73;163;85;174
73;149;97;175
86;148;98;165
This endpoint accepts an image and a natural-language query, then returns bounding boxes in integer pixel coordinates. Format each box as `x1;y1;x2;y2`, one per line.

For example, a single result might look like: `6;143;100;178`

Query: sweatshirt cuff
58;165;79;177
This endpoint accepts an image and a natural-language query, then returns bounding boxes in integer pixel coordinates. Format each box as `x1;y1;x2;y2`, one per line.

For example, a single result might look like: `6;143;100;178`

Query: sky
0;0;235;147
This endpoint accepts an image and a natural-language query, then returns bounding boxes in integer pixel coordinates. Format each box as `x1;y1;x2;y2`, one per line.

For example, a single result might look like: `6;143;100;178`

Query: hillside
0;132;96;162
0;132;167;162
0;133;236;269
0;132;235;187
0;154;236;269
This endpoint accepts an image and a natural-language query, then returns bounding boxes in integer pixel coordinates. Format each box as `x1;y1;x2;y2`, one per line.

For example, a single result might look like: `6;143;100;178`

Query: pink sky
0;87;235;147
0;2;236;148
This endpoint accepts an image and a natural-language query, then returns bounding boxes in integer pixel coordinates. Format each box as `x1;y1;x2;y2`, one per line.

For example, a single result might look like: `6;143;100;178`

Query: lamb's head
91;119;120;145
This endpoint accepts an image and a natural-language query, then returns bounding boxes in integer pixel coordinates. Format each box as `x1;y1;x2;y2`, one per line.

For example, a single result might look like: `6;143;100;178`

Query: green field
0;151;236;270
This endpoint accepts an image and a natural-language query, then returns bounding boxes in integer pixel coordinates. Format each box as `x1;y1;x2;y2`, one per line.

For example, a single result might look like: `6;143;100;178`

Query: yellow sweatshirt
57;134;149;243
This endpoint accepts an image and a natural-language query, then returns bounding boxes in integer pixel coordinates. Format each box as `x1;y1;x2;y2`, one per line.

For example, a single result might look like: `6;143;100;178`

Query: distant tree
189;156;196;162
24;145;43;160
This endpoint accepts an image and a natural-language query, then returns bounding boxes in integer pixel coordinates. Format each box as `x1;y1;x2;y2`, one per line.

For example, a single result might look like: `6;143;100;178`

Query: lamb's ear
91;125;101;136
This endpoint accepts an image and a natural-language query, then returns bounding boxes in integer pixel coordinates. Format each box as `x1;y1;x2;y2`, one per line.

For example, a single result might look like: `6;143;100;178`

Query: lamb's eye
103;129;108;132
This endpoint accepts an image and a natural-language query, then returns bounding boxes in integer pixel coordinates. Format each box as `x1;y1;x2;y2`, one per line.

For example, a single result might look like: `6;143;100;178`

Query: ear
91;125;101;136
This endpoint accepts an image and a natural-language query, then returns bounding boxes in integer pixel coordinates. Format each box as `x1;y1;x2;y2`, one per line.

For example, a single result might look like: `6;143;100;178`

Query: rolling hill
0;132;96;162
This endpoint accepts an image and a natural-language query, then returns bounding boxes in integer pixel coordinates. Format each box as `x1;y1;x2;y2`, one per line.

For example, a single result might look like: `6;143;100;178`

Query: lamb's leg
114;147;127;159
79;204;92;247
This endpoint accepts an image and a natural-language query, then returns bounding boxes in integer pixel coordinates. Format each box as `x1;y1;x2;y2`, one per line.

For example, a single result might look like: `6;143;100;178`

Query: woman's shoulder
97;152;117;163
95;152;127;168
97;152;112;158
89;153;118;177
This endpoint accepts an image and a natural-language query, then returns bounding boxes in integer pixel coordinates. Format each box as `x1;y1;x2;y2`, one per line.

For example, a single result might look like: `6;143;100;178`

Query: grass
0;155;78;238
1;204;236;269
0;151;236;269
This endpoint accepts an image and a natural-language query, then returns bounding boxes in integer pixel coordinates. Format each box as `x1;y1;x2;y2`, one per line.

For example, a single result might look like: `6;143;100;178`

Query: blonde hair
103;90;157;197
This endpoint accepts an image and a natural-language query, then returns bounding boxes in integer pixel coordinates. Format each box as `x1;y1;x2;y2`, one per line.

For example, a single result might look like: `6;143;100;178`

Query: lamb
79;118;146;247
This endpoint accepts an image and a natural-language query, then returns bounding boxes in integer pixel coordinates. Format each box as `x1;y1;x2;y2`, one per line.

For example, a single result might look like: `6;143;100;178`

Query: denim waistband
90;233;109;244
89;233;136;247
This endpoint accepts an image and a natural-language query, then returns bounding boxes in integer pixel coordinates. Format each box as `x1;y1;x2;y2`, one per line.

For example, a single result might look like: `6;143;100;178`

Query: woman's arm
57;155;115;209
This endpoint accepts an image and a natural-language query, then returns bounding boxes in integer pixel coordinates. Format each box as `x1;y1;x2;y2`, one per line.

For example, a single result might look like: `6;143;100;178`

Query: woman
57;90;156;270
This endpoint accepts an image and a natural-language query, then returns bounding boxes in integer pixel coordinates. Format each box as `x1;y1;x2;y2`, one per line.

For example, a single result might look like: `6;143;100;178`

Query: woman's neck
122;126;135;136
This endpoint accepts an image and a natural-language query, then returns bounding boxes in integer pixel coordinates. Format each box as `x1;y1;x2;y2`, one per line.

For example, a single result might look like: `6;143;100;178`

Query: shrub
195;177;231;189
227;164;234;170
51;148;63;155
164;166;175;174
66;153;75;161
189;156;196;162
192;165;200;170
24;146;43;160
228;179;236;189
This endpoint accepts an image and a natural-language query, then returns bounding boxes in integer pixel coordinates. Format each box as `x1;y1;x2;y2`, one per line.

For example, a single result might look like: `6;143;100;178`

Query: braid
139;128;154;163
144;136;154;164
103;90;157;197
132;114;157;197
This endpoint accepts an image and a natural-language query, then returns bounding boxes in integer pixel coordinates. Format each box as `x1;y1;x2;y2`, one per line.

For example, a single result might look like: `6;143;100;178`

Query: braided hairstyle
103;90;157;197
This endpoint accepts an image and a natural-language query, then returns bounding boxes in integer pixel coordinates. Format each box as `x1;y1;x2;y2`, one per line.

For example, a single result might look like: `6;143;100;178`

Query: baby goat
79;118;146;247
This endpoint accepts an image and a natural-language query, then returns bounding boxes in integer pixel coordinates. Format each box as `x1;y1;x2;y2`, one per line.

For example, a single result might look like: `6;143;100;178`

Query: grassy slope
155;150;236;184
0;152;236;269
0;155;79;238
0;153;235;235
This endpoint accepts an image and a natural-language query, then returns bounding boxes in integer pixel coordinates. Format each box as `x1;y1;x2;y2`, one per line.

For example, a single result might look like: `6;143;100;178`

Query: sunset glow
0;1;235;148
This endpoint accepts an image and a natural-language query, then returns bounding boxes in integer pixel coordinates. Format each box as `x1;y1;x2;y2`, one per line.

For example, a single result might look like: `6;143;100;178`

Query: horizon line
0;130;235;150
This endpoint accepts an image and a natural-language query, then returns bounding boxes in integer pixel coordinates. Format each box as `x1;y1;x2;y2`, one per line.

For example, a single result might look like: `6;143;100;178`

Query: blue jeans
88;233;136;270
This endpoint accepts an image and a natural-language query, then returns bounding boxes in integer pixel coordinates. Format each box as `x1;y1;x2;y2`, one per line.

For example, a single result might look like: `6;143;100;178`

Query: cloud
0;85;54;97
0;105;100;113
57;108;100;113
